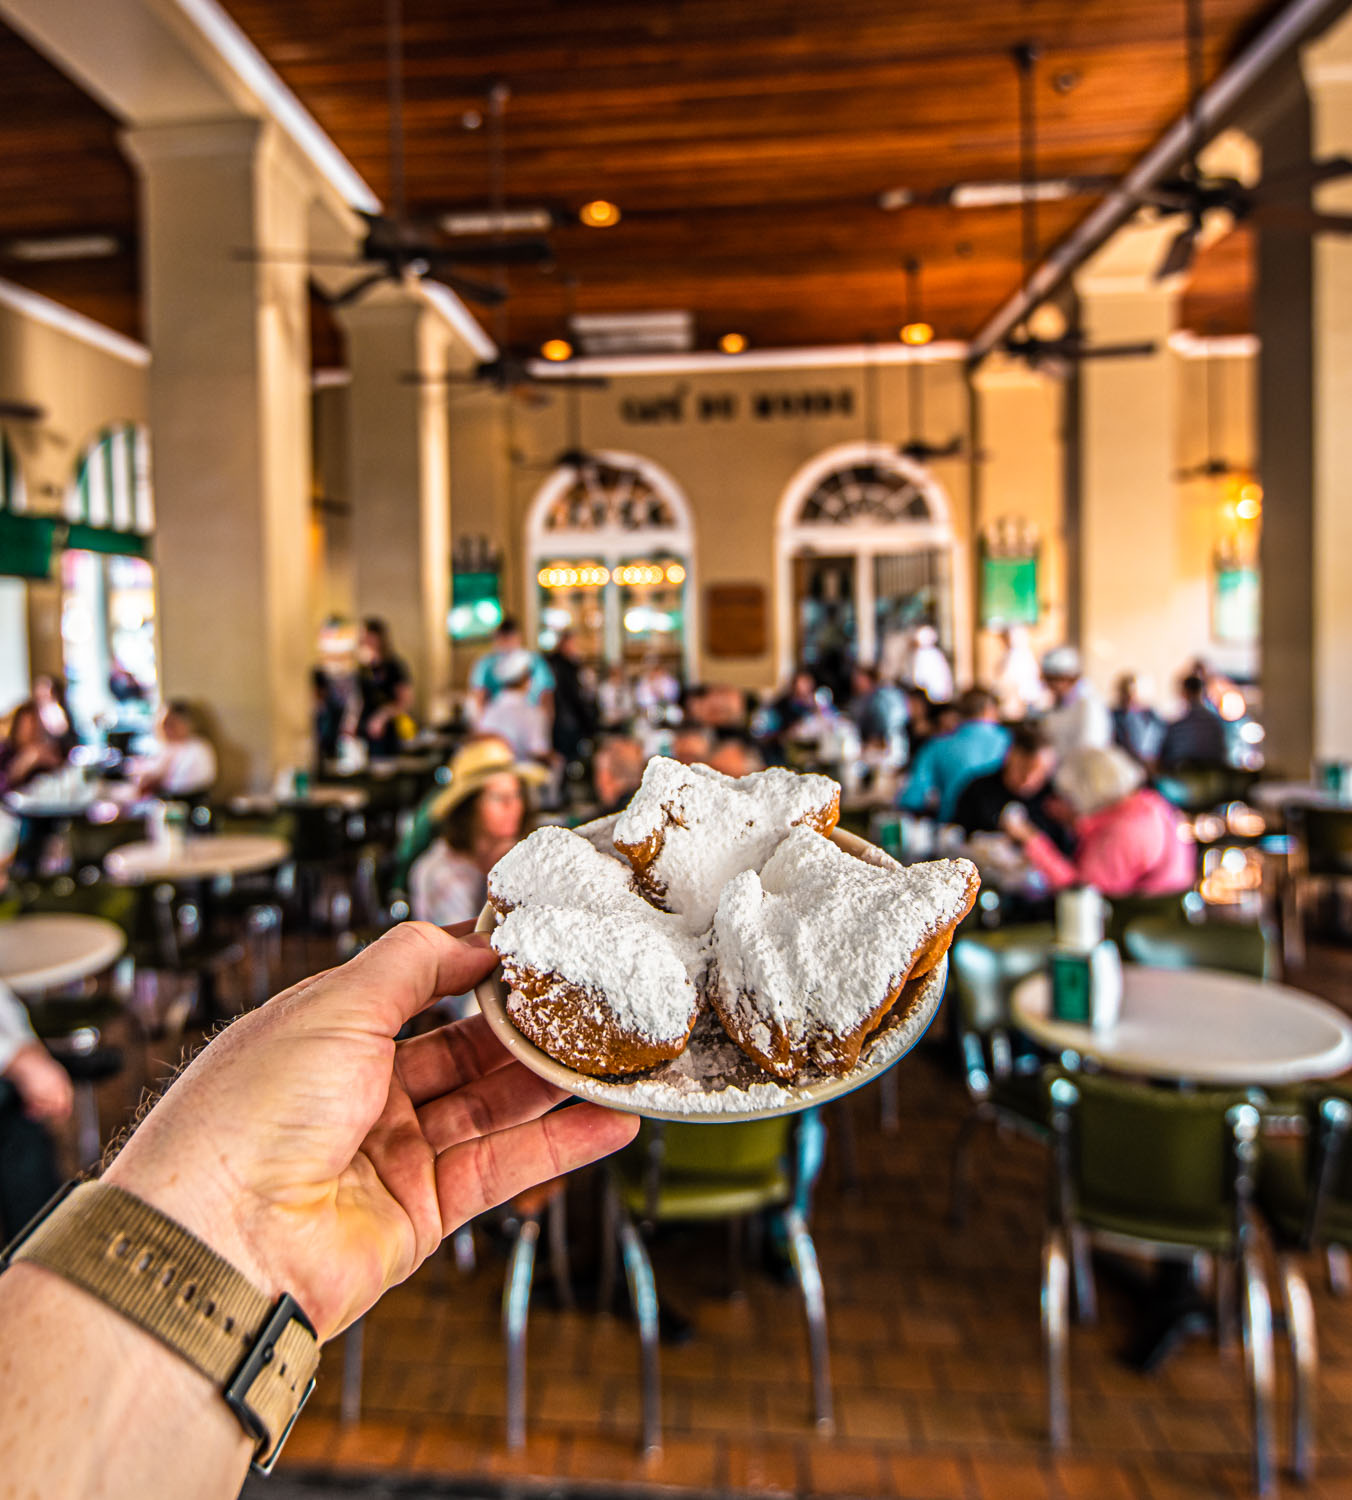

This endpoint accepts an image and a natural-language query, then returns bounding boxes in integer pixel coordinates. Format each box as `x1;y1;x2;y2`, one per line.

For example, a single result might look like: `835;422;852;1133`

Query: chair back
1153;767;1257;816
1121;913;1273;980
949;925;1056;1037
1289;806;1352;880
15;874;140;937
1104;891;1187;947
1047;1068;1259;1247
67;816;149;878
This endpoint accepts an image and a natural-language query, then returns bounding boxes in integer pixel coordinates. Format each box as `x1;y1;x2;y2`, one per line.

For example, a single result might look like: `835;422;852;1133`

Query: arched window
66;423;154;537
775;442;967;684
526;450;695;673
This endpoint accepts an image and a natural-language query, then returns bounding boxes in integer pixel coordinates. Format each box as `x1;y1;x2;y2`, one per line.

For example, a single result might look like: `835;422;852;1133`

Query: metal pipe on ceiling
967;0;1351;365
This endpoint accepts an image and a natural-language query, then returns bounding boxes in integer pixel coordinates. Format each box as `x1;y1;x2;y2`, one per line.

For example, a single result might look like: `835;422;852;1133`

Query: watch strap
5;1181;319;1470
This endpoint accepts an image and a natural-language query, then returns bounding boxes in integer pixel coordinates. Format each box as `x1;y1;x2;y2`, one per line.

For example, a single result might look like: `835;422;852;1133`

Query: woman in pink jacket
1005;745;1194;898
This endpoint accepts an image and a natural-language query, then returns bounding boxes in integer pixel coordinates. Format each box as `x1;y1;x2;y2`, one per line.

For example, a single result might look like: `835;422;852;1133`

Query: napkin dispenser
1050;887;1123;1032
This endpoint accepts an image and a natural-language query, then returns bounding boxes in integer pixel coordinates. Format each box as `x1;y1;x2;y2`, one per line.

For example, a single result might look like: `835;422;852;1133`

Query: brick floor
79;934;1352;1500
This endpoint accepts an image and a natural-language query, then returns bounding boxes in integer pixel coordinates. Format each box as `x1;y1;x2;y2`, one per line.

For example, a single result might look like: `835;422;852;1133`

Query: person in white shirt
0;978;71;1235
992;625;1045;720
134;701;218;798
476;652;552;763
1039;646;1113;758
907;625;955;705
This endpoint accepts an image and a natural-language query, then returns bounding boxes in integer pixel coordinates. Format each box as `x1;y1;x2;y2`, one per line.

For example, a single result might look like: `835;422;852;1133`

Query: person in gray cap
1039;645;1112;759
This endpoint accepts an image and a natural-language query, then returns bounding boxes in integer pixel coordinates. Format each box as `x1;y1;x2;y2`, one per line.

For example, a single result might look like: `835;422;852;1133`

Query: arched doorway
775;441;968;688
526;450;696;676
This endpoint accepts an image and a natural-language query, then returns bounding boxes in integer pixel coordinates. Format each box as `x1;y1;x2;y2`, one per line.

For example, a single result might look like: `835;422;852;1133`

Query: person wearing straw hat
408;738;548;933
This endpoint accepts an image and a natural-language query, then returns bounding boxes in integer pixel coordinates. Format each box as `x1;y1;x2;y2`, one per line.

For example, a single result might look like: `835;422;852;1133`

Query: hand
5;1043;73;1122
104;922;638;1340
998;801;1033;844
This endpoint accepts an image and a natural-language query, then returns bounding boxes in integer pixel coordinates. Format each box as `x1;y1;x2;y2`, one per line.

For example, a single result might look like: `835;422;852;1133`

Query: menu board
705;582;767;658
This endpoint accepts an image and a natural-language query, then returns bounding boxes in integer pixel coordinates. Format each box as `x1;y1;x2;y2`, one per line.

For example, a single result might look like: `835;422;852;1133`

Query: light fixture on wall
898;321;933;346
719;332;748;355
579;199;621;228
540;338;573;362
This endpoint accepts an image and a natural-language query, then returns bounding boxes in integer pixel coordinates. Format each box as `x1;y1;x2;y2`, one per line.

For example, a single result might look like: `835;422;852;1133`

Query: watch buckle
252;1376;316;1475
223;1291;317;1473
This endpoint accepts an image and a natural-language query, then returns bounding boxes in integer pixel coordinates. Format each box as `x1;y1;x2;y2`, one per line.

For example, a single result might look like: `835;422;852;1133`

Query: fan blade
1250;204;1352;235
232;249;365;267
428;272;506;308
1255;155;1352;197
531;372;610;390
1154;224;1198;281
0;399;45;421
899;435;964;462
1077;341;1158;360
322;269;392;308
421;239;553;267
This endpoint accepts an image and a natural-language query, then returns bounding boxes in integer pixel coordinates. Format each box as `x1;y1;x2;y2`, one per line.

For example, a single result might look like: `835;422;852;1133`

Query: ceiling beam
968;0;1352;363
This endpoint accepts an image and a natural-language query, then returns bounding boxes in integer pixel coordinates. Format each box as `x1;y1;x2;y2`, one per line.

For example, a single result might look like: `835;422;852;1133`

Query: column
124;119;315;792
1073;224;1194;702
338;290;456;718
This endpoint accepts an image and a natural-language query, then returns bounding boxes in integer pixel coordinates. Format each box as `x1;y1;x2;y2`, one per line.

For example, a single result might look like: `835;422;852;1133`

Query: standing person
546;630;598;766
1112;673;1165;766
898;688;1011;823
597;664;635;729
356;617;414;759
848;665;907;754
1039;646;1112;758
408;739;547;931
991;626;1044;721
132;701;217;798
469;618;553;722
1158;672;1229;770
633;656;680;718
907;624;954;705
1002;745;1194;897
476;653;553;764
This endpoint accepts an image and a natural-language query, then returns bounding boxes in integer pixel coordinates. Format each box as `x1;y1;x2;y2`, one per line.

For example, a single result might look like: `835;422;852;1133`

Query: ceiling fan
1175;349;1248;480
895;260;965;463
234;0;549;310
1139;0;1352;281
1001;43;1157;374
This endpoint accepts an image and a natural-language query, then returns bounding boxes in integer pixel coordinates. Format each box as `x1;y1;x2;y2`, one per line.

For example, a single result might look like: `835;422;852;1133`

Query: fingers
394;1013;517;1106
435;1103;639;1229
301;923;500;1036
416;1060;570;1151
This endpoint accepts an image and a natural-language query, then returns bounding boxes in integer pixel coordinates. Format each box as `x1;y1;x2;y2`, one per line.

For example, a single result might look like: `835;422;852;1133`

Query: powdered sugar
489;825;636;912
493;904;698;1048
712;826;976;1070
614;758;838;929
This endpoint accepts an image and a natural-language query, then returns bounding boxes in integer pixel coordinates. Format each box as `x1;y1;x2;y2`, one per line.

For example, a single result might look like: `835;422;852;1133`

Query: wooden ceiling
1;1;1276;357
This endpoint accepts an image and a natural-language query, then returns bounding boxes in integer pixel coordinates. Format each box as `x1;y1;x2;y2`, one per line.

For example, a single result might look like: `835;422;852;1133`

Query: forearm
1022;830;1078;891
0;1262;252;1500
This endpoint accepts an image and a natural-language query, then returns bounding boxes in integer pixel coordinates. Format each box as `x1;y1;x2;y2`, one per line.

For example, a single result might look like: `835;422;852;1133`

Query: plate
473;823;949;1122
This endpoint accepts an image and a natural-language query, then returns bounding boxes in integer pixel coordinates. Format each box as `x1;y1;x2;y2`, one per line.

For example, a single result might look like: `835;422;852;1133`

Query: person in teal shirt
469;618;554;717
898;687;1011;822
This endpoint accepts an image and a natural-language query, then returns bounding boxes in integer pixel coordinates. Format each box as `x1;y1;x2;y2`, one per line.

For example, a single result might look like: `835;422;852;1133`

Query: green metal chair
1256;1084;1352;1482
1121;913;1275;980
1103;891;1188;948
1281;806;1352;969
592;1112;833;1456
1153;767;1259;816
947;925;1057;1227
1043;1070;1275;1496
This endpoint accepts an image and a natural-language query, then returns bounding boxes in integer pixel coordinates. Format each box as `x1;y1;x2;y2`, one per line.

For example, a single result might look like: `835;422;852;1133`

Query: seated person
671;724;715;766
847;666;907;757
1111;672;1165;766
953;722;1072;853
476;652;552;763
0;978;71;1238
590;734;646;816
0;701;66;799
1158;673;1229;769
704;735;765;780
1003;745;1194;898
408;739;545;930
133;701;217;799
898;687;1010;823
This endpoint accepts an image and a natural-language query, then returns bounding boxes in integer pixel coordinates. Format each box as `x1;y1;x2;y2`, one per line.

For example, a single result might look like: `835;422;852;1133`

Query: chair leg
1069;1226;1097;1327
451;1222;476;1276
1279;1252;1318;1483
503;1216;539;1451
341;1317;364;1424
618;1215;662;1457
880;1066;900;1134
783;1206;835;1436
73;1080;102;1170
1282;879;1306;974
547;1191;575;1311
1327;1243;1351;1298
831;1098;859;1197
948;1108;982;1229
598;1178;619;1314
1042;1227;1071;1450
1239;1248;1277;1499
1215;1254;1238;1353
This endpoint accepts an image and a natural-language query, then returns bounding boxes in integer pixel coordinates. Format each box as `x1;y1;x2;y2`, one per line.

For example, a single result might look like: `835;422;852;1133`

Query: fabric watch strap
5;1181;319;1472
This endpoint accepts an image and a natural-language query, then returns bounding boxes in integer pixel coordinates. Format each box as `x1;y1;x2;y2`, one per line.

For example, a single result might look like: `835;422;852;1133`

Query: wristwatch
0;1180;320;1474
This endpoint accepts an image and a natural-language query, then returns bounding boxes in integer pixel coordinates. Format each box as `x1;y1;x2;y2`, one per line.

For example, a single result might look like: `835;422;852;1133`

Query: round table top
1251;781;1351;814
1012;967;1352;1086
105;833;291;884
288;785;368;811
0;914;127;996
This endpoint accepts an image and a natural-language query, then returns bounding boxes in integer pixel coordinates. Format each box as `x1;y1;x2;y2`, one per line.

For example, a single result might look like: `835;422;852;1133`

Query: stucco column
124;118;315;792
1073;224;1189;702
338;290;456;716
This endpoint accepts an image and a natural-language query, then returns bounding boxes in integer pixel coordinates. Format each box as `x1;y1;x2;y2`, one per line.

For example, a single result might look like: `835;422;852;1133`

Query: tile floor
81;936;1352;1500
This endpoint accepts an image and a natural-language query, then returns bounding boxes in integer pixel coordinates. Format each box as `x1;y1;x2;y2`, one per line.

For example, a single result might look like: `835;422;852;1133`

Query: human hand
5;1042;74;1122
998;801;1032;844
104;922;638;1340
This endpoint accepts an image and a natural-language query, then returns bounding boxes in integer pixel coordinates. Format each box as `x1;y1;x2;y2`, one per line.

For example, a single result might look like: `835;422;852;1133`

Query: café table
1251;780;1350;818
1011;965;1352;1087
0;913;127;998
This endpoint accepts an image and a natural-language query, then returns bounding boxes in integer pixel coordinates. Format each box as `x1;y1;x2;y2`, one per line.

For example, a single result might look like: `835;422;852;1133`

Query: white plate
473;824;950;1122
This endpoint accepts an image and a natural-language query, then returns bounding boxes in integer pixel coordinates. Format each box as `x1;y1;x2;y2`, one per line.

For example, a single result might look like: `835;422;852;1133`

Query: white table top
1012;967;1352;1086
1251;781;1350;814
289;785;368;811
0;914;127;996
105;834;290;884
